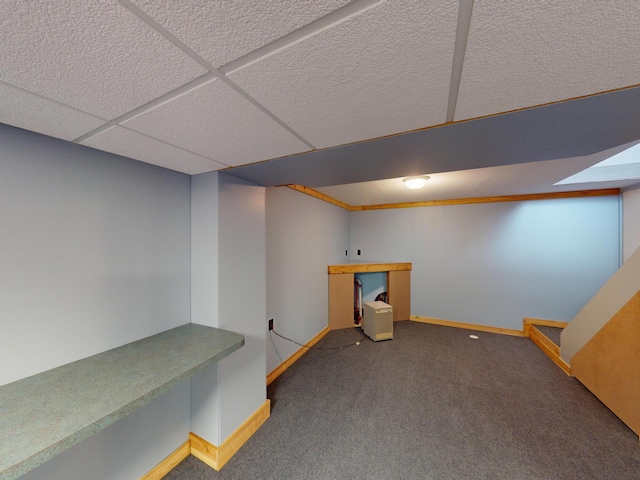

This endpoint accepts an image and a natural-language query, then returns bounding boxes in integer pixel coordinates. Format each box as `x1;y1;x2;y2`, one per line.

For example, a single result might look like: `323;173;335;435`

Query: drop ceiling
1;1;639;202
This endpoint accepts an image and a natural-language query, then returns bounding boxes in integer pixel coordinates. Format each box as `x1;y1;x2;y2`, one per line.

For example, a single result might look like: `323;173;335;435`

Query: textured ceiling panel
0;0;206;119
0;83;105;141
228;0;458;149
80;126;225;175
123;79;311;166
455;1;640;121
131;0;353;67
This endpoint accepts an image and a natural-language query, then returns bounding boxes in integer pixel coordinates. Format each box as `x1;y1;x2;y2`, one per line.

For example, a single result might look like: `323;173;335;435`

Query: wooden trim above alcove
286;184;619;211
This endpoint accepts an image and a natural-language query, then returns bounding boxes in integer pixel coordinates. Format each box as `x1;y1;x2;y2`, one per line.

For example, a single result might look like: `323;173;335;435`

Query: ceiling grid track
98;0;383;152
87;0;313;150
72;73;217;144
219;0;382;75
446;0;474;123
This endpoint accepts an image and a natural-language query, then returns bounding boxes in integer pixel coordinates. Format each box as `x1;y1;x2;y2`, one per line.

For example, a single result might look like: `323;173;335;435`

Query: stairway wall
560;246;640;363
571;291;640;436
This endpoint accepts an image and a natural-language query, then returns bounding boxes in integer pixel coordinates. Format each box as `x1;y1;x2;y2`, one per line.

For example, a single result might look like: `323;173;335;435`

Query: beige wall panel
388;270;410;322
328;273;355;330
571;291;640;436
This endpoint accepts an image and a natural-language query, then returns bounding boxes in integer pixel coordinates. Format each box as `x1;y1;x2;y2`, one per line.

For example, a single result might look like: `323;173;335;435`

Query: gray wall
266;187;349;376
191;172;267;444
217;173;267;440
190;171;221;443
0;124;191;478
561;245;640;362
20;383;190;480
350;196;620;330
623;186;640;262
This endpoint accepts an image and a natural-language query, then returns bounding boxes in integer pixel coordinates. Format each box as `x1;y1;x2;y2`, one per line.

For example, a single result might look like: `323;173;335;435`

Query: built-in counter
0;323;244;480
328;262;411;329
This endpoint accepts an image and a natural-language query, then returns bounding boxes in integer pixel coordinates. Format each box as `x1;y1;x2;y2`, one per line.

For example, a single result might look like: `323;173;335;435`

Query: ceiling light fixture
403;175;430;189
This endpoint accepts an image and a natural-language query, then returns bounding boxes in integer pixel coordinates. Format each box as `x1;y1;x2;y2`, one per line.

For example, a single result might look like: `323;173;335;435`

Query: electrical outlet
268;319;274;331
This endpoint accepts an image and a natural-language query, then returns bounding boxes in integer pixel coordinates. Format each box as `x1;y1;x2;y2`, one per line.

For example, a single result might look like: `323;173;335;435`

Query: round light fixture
403;175;430;190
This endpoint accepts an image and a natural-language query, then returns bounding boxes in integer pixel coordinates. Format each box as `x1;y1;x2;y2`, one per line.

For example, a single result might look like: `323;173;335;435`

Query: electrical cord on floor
270;329;367;350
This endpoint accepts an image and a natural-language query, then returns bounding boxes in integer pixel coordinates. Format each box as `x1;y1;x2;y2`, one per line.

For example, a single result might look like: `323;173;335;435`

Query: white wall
20;382;190;480
623;186;640;262
350;196;620;330
190;171;221;443
190;172;267;444
217;173;267;440
266;187;350;375
0;125;192;478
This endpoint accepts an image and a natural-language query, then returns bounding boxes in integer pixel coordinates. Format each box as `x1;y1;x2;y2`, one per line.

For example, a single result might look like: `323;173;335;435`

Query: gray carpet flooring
165;321;640;480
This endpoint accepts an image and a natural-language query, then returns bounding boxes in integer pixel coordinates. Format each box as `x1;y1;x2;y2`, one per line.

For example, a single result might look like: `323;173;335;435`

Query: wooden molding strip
267;326;330;385
189;433;219;470
523;317;569;328
523;317;569;337
139;440;191;480
216;400;271;469
529;325;561;357
351;189;620;211
410;315;525;337
528;326;571;376
328;262;412;274
285;185;619;212
286;184;352;210
190;400;271;471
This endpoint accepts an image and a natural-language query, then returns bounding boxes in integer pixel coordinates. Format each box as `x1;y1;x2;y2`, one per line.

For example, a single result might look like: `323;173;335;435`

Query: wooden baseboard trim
523;317;569;332
190;399;271;471
286;185;351;210
410;315;525;337
189;432;219;470
528;326;571;376
139;440;191;480
529;325;560;356
267;326;331;385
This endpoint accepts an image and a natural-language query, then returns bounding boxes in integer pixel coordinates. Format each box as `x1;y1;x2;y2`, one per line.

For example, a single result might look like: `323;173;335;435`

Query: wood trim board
523;317;569;338
285;184;351;210
351;189;619;210
528;326;571;376
144;400;271;477
190;400;271;471
285;185;619;212
328;262;412;274
139;441;191;480
267;326;331;385
410;315;526;337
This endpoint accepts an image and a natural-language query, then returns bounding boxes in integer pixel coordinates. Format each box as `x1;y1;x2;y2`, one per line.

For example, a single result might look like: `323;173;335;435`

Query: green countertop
0;323;244;480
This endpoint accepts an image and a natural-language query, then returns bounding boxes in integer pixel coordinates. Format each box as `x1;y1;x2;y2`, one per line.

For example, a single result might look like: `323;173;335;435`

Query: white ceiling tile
455;1;640;121
0;0;206;119
131;0;353;67
122;78;311;166
80;126;226;175
0;82;105;141
228;0;458;149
